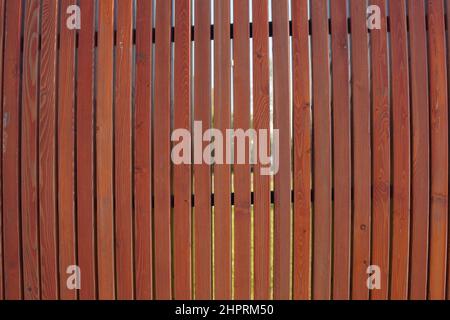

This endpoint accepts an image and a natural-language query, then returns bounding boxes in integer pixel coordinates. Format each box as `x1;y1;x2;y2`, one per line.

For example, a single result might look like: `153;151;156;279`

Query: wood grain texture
311;0;331;300
369;0;390;301
330;0;351;300
233;0;251;300
252;0;271;300
173;0;192;300
213;0;232;300
77;0;96;300
350;0;371;300
0;0;5;300
134;0;153;300
21;0;40;300
114;0;134;300
96;0;115;300
2;0;23;300
408;0;430;300
427;0;448;300
58;0;77;300
154;0;172;299
39;0;59;300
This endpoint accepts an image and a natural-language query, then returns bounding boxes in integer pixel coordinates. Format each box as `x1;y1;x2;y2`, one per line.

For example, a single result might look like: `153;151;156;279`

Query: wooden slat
96;0;115;300
330;0;351;300
77;0;96;300
311;0;331;300
154;0;172;299
0;0;5;300
272;0;291;300
370;0;390;301
21;0;40;300
58;0;77;300
427;0;448;300
2;0;23;300
39;0;59;300
194;0;212;300
134;0;153;300
213;0;231;300
114;0;134;300
408;0;430;300
173;0;192;300
389;0;411;300
252;0;271;301
350;0;371;300
233;0;251;300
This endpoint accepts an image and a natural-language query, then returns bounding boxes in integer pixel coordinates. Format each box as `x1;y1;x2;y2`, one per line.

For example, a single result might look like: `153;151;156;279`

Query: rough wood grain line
194;0;212;300
0;0;5;300
427;0;448;300
173;0;192;300
114;0;134;300
330;0;351;301
311;0;331;300
213;0;231;300
292;0;311;301
389;0;411;300
350;0;372;300
58;0;77;300
134;0;153;300
96;0;115;300
446;0;450;300
154;0;172;300
408;0;430;300
21;0;40;300
252;0;271;301
272;0;291;300
39;0;59;300
370;0;390;301
76;0;96;301
233;0;251;300
2;0;23;300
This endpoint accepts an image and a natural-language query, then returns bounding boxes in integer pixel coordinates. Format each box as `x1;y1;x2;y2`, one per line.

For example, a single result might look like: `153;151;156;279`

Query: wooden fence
0;0;449;300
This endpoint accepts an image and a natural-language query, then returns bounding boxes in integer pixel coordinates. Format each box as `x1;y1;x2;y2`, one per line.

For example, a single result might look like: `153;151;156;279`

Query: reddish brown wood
134;0;153;300
154;0;172;299
370;0;390;301
173;0;192;300
96;0;115;300
2;0;23;300
114;0;134;300
330;0;351;300
0;0;5;300
21;0;40;300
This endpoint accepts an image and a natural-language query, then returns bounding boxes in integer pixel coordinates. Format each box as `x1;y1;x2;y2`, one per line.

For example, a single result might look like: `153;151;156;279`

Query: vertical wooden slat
194;0;212;300
154;0;172;299
370;0;390;301
58;0;77;300
292;0;311;301
272;0;291;300
311;0;331;300
408;0;430;300
39;0;59;300
134;0;153;300
96;0;115;300
77;0;96;300
2;0;23;300
389;0;411;300
213;0;231;300
0;0;5;300
252;0;271;301
114;0;134;300
427;0;448;300
233;0;251;300
21;0;40;300
173;0;192;300
350;0;371;300
330;0;351;300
